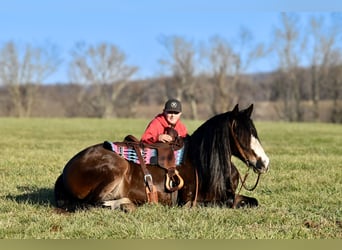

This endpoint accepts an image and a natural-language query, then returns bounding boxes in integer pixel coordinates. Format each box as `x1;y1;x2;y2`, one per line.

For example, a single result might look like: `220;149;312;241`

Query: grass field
0;117;341;239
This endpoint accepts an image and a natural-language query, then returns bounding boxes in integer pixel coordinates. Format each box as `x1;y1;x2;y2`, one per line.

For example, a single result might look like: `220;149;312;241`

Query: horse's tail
54;174;78;212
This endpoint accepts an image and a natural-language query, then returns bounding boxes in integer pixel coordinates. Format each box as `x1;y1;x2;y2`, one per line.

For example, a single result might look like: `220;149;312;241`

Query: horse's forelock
234;112;258;149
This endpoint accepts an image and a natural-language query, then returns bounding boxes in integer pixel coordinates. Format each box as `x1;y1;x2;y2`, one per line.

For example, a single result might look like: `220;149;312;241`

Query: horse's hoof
120;203;136;213
236;197;258;208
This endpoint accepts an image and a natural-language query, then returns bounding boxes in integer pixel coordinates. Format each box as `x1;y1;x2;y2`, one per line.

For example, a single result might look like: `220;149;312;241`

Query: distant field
0;118;341;239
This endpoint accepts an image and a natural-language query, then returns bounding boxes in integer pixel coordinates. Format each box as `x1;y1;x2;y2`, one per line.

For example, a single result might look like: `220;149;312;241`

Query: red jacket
141;113;187;144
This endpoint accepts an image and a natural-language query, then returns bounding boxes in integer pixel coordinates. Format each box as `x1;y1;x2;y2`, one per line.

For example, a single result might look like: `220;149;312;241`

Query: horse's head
230;104;270;174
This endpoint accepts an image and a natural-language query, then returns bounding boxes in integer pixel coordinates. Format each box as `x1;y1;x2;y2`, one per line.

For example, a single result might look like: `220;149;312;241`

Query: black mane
189;111;233;202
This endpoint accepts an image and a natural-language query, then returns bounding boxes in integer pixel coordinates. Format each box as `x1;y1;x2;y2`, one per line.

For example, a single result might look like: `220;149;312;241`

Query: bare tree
206;36;238;114
68;42;138;117
327;50;342;123
158;35;199;119
272;13;306;121
206;28;266;115
308;14;341;121
0;41;59;117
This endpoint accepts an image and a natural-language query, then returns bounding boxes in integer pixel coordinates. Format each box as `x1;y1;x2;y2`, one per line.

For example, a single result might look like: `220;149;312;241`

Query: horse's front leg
228;162;259;208
232;194;258;208
225;162;239;207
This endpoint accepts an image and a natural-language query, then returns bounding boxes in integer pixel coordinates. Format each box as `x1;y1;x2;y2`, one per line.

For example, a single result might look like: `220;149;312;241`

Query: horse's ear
232;104;239;115
244;104;254;117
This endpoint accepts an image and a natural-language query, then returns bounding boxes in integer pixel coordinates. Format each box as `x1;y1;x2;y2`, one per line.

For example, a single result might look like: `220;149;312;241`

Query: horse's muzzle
250;157;270;174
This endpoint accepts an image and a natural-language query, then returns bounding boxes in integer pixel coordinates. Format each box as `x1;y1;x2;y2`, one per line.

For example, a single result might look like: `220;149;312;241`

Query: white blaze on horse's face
250;135;270;173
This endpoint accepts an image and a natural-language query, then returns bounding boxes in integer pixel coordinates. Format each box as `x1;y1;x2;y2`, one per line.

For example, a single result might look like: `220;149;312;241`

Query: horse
54;104;270;212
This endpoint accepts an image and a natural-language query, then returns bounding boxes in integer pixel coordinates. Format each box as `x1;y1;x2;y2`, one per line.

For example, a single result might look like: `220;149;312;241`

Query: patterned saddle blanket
103;141;185;166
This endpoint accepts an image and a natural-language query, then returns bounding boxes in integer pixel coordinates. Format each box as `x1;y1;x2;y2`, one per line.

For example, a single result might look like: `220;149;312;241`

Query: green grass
0;118;341;239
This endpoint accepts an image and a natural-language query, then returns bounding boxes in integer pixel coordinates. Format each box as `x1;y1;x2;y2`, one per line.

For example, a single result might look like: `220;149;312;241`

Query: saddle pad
104;141;185;166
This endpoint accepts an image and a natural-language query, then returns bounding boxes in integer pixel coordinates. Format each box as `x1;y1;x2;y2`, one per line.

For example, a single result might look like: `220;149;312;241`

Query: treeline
0;13;341;122
0;71;340;122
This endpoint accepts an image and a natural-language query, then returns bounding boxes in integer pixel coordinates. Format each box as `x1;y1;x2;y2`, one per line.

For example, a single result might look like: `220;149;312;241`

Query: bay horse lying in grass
54;104;270;212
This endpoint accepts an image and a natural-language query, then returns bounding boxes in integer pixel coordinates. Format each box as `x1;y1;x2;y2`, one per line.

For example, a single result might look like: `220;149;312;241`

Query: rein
237;168;261;193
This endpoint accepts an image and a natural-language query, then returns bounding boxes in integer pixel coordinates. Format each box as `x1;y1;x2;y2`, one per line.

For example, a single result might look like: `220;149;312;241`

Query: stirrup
165;169;184;192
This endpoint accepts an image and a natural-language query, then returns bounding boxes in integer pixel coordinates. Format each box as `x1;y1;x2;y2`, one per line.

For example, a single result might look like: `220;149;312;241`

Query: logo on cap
170;102;178;108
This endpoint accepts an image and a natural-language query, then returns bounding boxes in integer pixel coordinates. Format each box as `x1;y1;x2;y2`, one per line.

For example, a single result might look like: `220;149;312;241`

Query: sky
1;0;341;83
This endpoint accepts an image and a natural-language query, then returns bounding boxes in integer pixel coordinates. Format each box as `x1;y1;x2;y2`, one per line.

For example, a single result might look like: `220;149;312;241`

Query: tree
68;42;138;117
158;35;199;119
308;14;341;121
272;13;306;121
0;41;59;117
327;50;342;123
206;28;266;115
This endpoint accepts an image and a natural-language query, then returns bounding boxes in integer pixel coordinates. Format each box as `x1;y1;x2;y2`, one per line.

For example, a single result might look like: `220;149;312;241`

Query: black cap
164;99;182;113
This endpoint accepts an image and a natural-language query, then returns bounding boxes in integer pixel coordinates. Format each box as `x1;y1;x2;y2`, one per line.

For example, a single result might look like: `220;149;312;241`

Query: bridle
229;120;261;193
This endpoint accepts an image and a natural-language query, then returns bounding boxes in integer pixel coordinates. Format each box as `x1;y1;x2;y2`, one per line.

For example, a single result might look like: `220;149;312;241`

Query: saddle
103;128;185;203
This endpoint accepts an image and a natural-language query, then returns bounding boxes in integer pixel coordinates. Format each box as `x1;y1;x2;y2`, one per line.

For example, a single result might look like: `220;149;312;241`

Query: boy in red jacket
141;99;188;144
